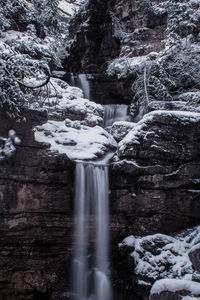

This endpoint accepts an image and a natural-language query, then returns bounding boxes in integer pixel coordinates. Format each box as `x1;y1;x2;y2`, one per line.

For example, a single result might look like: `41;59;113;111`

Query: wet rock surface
110;111;200;236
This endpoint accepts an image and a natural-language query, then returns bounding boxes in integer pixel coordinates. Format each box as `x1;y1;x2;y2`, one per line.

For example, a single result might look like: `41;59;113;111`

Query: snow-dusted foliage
0;0;70;117
108;46;200;116
0;46;50;117
107;0;200;118
119;226;200;287
0;130;21;160
30;78;103;126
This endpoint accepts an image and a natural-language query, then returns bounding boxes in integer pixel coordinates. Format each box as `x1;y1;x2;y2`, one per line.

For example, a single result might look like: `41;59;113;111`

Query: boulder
150;279;200;300
189;245;200;274
0;108;75;299
110;111;200;236
111;121;136;142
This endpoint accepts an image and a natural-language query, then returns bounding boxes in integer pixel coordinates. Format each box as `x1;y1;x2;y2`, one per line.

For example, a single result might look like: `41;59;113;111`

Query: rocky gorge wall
0;0;200;299
0;108;76;299
1;107;200;300
65;0;167;73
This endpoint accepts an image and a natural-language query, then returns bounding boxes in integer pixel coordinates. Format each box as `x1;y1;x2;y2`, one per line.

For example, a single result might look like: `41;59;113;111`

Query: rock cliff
0;0;200;299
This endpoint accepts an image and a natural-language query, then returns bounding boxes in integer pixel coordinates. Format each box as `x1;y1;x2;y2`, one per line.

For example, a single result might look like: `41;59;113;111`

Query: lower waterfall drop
73;161;112;300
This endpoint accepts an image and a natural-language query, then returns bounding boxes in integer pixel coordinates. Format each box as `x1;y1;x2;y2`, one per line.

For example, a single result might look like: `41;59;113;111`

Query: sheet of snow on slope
119;226;200;286
150;279;200;296
58;0;87;16
107;56;148;79
119;110;200;153
34;120;117;160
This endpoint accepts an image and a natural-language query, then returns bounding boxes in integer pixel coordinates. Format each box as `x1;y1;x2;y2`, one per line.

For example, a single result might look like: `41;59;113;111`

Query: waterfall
78;74;90;100
73;161;112;300
70;73;75;87
103;104;129;128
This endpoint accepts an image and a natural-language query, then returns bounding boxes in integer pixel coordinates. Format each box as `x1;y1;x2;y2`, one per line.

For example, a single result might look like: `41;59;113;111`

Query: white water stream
72;161;112;300
103;104;129;128
69;72;133;300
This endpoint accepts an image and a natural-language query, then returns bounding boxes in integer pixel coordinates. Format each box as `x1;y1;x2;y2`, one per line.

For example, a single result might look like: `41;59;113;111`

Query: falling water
70;73;75;87
68;73;91;100
78;74;90;100
73;161;112;300
103;104;130;128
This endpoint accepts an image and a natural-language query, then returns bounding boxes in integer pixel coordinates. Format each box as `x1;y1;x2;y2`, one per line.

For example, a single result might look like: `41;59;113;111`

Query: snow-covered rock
0;130;21;161
119;226;200;291
148;100;200;114
107;56;148;79
34;119;117;161
150;279;200;300
118;110;200;164
111;121;136;142
58;0;87;17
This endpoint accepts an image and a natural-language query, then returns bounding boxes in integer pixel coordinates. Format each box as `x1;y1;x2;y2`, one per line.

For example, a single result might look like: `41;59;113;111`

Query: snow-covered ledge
150;279;200;300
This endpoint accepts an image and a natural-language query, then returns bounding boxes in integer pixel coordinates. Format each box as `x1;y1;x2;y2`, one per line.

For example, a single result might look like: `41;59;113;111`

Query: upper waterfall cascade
69;73;91;100
103;104;130;128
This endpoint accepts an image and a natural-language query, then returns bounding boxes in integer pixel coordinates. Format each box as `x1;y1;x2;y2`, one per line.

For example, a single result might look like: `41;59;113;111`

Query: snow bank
34;119;117;160
58;0;87;17
118;235;136;247
150;279;200;296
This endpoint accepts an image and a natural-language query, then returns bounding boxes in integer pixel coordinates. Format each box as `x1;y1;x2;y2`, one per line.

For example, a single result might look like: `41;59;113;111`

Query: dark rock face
65;0;120;74
189;246;200;274
150;292;182;300
0;109;75;299
110;111;200;236
65;0;167;73
65;73;133;105
64;0;167;107
1;109;200;299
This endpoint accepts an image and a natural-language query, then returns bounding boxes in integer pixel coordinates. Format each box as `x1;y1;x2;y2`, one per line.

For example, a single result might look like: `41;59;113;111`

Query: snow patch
34;119;117;160
58;0;87;17
119;235;136;248
150;279;200;296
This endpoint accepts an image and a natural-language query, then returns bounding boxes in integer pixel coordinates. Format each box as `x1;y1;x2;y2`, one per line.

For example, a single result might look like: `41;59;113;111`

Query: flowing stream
72;161;112;300
69;73;91;100
103;104;130;128
78;74;90;100
71;73;132;299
